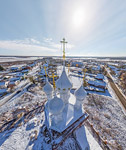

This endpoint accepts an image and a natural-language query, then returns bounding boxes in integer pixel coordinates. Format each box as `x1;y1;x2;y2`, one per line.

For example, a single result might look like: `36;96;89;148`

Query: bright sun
72;8;85;29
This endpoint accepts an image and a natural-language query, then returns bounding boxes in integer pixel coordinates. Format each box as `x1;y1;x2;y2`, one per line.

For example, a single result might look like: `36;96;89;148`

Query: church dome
48;96;64;115
74;85;87;100
56;66;72;90
43;79;53;94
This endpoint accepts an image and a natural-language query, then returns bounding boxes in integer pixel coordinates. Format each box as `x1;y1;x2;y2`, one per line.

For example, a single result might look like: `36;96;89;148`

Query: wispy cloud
0;38;74;56
43;37;74;49
0;39;57;55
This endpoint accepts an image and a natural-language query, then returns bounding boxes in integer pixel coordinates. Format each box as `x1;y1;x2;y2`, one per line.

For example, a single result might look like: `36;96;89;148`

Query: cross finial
83;68;87;87
44;66;47;77
49;73;57;90
52;73;56;89
60;38;68;60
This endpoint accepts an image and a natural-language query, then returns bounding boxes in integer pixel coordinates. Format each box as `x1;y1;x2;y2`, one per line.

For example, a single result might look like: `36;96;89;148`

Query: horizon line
0;55;126;58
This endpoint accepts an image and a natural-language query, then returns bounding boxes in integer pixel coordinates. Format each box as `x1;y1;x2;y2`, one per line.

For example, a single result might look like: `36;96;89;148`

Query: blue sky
0;0;125;56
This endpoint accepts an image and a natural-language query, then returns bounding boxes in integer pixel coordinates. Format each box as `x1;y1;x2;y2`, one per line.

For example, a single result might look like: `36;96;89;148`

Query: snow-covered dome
43;79;53;94
48;96;64;115
74;85;87;100
56;66;72;90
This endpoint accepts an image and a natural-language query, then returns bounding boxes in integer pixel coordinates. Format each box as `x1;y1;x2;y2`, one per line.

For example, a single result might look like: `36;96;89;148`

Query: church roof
74;85;87;100
48;96;64;114
43;78;53;93
56;66;72;90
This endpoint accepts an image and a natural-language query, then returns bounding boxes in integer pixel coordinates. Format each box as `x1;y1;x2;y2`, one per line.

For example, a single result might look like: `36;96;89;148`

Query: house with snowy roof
95;74;104;80
71;61;83;67
88;80;106;89
15;72;24;78
29;63;35;67
38;68;48;77
21;65;31;70
6;81;15;89
21;69;29;74
10;67;18;72
0;88;8;97
4;77;21;89
92;65;101;74
9;77;21;82
0;81;5;88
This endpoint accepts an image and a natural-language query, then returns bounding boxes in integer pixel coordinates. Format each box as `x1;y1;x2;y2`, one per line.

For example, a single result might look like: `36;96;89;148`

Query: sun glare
72;8;85;29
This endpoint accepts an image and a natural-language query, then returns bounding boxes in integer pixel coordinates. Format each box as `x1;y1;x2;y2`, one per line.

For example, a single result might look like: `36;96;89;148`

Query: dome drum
74;85;87;101
74;85;87;110
48;96;64;115
75;99;83;110
43;79;53;94
43;79;53;100
53;113;63;125
48;96;64;126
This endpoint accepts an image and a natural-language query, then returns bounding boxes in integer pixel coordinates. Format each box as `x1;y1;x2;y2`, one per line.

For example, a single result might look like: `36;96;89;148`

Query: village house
88;80;106;89
0;81;5;89
15;72;24;78
92;65;101;74
0;88;8;97
10;67;19;72
21;69;29;74
71;61;83;68
95;74;104;80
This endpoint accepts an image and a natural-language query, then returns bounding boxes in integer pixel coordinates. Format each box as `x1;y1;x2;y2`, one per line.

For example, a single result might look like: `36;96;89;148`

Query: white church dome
56;66;72;90
48;96;64;115
74;85;87;100
43;79;53;94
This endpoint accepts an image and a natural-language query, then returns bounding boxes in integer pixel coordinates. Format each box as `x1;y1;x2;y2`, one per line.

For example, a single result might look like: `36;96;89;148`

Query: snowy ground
2;93;125;150
0;83;103;150
0;112;45;150
0;56;39;63
0;103;102;150
84;94;126;150
0;65;125;150
0;85;46;116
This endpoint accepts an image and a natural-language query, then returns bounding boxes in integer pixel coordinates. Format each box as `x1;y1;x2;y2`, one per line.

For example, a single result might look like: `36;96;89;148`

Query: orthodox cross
44;66;47;77
60;38;68;60
49;73;57;89
83;68;87;86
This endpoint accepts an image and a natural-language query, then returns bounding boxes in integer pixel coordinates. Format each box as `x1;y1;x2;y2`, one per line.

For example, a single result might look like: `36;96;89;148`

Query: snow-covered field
84;94;126;150
0;112;45;150
0;111;103;150
0;57;39;63
0;85;46;117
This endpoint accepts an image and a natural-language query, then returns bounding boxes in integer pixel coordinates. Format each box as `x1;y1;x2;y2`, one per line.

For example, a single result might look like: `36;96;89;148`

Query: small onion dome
74;85;87;100
43;79;53;94
48;96;64;115
56;66;72;90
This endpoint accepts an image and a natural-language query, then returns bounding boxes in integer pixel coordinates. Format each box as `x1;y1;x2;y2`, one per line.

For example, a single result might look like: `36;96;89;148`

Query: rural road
105;68;126;110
